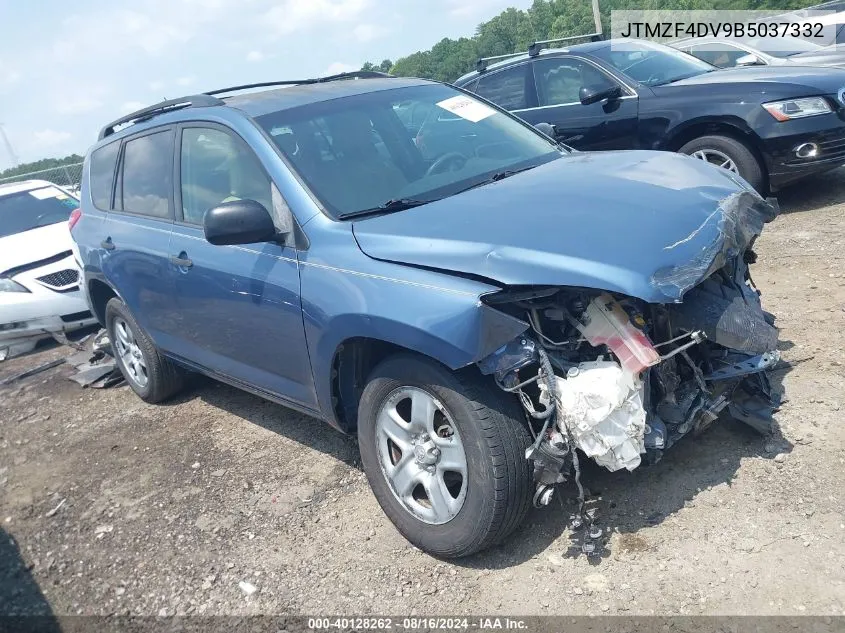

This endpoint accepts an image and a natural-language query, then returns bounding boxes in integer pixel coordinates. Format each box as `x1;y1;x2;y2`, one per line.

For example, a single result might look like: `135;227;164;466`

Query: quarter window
533;58;618;106
474;65;530;110
89;142;119;210
179;127;273;225
118;130;174;218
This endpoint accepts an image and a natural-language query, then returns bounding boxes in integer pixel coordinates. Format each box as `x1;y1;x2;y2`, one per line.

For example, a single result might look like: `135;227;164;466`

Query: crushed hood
352;151;776;304
0;222;74;276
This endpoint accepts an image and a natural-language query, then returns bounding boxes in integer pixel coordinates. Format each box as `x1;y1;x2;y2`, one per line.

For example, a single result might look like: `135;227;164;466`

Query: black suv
454;38;845;192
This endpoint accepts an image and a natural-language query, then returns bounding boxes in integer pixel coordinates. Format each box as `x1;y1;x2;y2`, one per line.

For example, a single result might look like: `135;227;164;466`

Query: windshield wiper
452;165;537;195
338;198;432;220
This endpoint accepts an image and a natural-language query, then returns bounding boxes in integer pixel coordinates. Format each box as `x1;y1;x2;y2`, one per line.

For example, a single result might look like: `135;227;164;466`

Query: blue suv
73;72;781;557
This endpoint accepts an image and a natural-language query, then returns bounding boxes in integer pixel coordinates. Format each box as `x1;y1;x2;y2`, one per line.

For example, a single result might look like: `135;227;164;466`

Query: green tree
360;0;811;82
0;154;84;180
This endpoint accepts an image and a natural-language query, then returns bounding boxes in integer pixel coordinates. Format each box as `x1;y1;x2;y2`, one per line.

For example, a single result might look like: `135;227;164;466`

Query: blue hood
352;151;776;304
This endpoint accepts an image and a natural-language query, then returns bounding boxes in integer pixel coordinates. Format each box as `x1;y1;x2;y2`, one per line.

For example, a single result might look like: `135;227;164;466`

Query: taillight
68;208;82;230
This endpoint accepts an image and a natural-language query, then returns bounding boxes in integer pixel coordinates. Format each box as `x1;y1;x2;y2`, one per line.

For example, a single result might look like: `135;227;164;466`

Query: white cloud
56;96;104;115
176;76;195;87
0;59;20;88
246;50;265;62
447;0;502;17
322;62;358;76
264;0;369;35
32;129;73;148
149;80;165;91
353;23;387;43
120;101;147;114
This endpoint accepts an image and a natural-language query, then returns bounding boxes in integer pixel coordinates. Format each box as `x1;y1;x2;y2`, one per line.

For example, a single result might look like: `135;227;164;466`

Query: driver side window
533;58;618;107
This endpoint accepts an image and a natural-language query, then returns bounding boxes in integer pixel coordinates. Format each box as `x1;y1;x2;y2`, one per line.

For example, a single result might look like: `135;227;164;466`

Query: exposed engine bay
476;194;781;551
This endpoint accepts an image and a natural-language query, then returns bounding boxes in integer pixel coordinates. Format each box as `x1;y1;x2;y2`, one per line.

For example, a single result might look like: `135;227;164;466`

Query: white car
0;180;97;359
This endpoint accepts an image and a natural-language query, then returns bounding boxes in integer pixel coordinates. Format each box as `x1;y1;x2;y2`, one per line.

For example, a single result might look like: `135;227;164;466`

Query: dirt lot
1;171;844;618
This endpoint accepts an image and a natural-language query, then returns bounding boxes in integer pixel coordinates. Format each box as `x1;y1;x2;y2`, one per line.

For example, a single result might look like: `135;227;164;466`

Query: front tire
680;134;766;193
357;354;532;558
105;298;185;403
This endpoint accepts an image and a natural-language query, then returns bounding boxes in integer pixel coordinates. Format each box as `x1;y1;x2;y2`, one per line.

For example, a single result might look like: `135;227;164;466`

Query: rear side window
474;65;529;110
89;142;119;210
118;129;174;218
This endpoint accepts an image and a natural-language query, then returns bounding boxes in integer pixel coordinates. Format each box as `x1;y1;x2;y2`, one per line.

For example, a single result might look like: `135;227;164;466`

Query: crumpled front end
476;190;781;535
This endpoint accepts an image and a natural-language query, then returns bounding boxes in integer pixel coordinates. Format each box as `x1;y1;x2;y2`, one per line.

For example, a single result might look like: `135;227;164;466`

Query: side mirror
534;122;556;137
203;199;278;246
736;53;763;67
579;84;622;105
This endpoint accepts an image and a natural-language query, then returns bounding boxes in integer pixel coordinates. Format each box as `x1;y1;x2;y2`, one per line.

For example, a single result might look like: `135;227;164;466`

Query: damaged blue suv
73;72;781;558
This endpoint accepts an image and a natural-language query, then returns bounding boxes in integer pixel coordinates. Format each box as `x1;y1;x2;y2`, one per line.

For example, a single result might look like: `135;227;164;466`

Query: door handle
169;253;193;268
101;237;115;251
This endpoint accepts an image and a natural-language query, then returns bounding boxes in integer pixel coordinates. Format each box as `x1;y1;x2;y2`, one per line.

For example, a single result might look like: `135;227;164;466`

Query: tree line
0;154;84;180
361;0;810;82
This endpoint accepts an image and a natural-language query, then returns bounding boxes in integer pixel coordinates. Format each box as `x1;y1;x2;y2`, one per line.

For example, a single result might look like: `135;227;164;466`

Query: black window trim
109;124;177;223
473;60;539;111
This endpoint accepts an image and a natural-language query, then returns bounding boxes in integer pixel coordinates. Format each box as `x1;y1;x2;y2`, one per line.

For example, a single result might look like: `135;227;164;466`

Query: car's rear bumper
761;114;845;190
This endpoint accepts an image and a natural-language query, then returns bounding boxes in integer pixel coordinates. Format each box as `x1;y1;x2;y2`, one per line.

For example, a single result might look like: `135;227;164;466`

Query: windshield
745;36;823;57
256;84;562;219
0;186;78;239
591;40;714;86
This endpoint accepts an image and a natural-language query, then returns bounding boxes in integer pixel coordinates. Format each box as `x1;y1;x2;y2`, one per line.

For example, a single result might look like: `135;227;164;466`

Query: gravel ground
1;170;844;618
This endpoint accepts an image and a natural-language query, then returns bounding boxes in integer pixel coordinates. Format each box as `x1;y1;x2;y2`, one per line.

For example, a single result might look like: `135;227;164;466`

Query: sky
0;0;534;171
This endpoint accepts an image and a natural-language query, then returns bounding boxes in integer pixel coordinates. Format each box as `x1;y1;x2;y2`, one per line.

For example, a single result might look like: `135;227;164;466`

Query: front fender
299;256;528;425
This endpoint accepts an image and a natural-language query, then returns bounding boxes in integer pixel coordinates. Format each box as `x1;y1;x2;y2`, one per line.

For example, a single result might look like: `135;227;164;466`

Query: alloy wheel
113;317;148;388
374;386;468;525
690;148;739;174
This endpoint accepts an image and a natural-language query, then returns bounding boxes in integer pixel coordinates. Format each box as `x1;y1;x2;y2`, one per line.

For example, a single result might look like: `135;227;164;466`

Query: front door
167;124;316;409
519;56;639;151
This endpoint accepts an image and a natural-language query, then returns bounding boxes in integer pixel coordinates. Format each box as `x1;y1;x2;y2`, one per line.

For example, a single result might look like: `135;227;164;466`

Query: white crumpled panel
554;360;646;472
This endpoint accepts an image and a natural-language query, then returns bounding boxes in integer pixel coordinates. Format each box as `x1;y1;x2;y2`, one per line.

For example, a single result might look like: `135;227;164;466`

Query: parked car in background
453;38;845;193
671;36;845;69
73;74;781;558
0;180;96;359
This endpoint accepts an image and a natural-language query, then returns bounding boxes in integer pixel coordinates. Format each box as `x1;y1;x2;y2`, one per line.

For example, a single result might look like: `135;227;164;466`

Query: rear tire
357;354;532;558
680;134;766;193
105;298;185;403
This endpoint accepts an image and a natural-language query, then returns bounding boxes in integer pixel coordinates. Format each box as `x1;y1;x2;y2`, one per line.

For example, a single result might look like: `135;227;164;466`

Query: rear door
168;123;315;408
100;127;177;345
518;56;639;150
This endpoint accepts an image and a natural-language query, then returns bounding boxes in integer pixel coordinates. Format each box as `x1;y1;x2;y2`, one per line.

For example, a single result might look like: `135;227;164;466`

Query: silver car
672;36;845;69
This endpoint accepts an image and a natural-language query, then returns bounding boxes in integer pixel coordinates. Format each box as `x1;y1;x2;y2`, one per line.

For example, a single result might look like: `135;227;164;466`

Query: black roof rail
205;70;393;97
97;71;393;141
98;94;223;140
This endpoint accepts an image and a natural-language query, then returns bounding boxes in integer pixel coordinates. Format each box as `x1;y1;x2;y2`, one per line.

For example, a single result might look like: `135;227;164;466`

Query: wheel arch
319;309;527;433
661;117;769;191
87;278;119;326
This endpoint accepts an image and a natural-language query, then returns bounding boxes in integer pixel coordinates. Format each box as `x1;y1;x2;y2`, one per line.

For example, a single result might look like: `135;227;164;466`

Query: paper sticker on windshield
28;186;63;200
436;95;495;123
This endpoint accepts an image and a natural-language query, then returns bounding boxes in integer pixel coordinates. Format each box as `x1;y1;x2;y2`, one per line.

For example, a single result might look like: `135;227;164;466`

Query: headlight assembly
762;97;832;121
0;278;29;293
